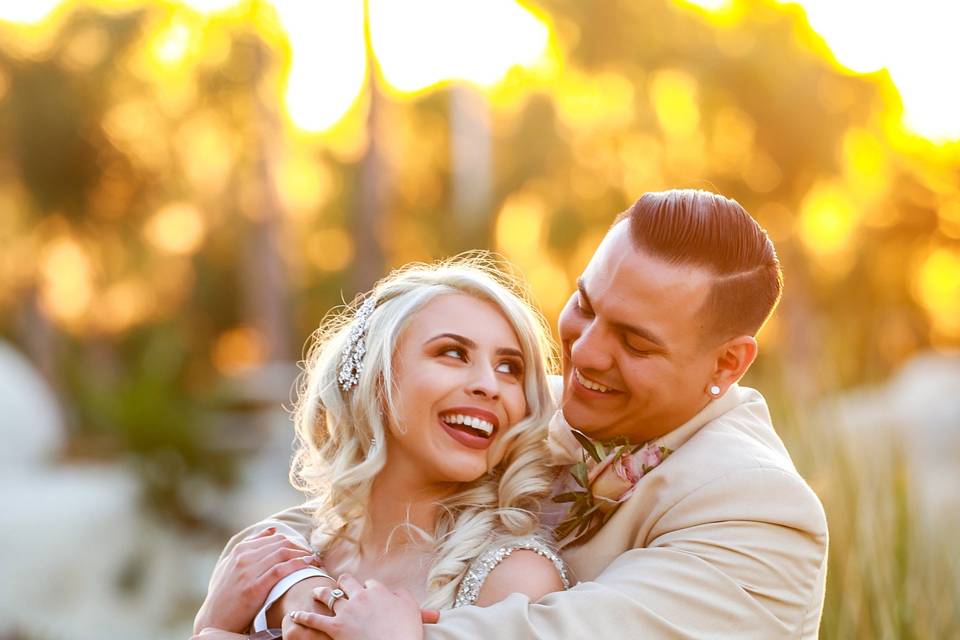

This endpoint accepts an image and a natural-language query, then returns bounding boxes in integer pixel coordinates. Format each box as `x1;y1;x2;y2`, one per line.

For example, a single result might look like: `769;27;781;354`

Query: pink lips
438;407;500;451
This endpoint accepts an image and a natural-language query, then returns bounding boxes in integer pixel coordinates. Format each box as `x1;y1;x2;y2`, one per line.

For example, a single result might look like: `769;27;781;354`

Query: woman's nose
467;363;500;400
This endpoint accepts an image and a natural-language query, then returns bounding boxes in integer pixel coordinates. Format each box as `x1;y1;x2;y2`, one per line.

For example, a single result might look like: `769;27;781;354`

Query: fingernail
266;526;276;534
291;611;303;621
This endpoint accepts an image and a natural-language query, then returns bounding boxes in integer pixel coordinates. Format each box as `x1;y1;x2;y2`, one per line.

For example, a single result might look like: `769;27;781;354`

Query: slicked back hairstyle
616;189;783;342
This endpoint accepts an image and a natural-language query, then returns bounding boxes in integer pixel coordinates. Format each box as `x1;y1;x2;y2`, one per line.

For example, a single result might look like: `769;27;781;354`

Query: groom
198;189;827;638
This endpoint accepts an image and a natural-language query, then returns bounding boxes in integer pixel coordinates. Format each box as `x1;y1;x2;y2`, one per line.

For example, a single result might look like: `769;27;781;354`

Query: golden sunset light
0;2;957;636
680;0;960;143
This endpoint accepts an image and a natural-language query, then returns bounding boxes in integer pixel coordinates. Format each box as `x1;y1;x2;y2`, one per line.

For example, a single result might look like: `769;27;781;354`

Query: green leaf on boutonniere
571;461;590;488
552;491;583;503
554;515;580;541
594;441;607;460
572;430;602;462
574;505;601;536
605;435;631;450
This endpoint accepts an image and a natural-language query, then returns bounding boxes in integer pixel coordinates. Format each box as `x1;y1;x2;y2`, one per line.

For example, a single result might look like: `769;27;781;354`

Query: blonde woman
194;257;568;639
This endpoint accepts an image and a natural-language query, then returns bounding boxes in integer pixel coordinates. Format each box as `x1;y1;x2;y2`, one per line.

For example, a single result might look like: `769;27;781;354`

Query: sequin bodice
453;536;570;608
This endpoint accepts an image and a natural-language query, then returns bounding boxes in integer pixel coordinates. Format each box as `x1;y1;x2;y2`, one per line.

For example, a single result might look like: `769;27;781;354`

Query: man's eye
624;341;652;356
576;296;593;315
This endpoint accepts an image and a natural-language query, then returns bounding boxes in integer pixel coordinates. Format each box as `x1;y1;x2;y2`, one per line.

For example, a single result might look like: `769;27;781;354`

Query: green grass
782;406;960;639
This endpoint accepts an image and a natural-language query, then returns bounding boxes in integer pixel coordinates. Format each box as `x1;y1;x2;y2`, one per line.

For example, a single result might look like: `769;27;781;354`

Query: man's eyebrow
577;278;667;349
426;332;523;358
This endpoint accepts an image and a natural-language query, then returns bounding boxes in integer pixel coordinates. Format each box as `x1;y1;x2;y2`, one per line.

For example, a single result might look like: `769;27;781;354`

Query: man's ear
711;335;758;391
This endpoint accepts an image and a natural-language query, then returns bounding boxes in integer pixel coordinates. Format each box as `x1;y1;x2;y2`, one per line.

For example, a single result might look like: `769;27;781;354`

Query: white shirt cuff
251;567;331;632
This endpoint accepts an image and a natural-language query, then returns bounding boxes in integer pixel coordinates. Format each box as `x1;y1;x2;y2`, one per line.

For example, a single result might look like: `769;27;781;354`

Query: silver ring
325;587;347;611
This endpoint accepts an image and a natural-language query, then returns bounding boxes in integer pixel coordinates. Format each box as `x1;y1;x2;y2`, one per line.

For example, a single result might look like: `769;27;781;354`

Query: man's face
557;221;720;443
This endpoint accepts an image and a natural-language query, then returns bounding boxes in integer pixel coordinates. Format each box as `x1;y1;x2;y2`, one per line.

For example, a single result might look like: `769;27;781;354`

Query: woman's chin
429;453;489;484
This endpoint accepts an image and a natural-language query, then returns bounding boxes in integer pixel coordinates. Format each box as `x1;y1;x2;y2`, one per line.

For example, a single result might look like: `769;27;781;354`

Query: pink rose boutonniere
553;431;672;544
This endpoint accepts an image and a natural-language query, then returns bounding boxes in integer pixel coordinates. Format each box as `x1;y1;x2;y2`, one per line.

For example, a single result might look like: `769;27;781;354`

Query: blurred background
0;0;957;638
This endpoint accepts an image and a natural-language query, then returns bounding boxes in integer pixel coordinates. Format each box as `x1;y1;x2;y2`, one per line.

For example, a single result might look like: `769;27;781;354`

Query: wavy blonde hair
290;254;557;609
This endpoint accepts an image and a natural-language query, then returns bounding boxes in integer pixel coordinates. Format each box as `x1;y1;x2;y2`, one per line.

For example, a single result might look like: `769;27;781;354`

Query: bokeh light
0;1;958;637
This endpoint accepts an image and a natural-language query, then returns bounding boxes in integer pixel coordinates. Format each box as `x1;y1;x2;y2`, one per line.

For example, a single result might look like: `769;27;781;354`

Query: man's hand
269;576;336;639
194;527;321;633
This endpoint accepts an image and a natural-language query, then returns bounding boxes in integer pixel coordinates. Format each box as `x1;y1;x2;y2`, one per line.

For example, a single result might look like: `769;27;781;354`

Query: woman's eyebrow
425;333;522;359
426;332;475;348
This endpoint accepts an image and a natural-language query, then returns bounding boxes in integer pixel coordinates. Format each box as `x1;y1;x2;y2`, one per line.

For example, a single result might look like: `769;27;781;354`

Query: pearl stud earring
709;385;721;396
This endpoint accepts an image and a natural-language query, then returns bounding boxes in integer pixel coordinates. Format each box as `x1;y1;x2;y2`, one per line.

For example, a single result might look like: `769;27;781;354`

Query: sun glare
369;0;549;93
180;0;241;13
676;0;960;143
776;0;960;142
681;0;733;11
272;0;549;133
0;0;61;24
272;1;366;133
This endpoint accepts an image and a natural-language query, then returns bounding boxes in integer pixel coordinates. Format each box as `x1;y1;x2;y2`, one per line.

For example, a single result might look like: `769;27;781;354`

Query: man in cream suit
196;189;828;638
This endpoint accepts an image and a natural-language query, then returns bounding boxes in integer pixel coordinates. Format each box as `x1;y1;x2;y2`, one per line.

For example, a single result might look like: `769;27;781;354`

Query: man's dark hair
616;189;783;341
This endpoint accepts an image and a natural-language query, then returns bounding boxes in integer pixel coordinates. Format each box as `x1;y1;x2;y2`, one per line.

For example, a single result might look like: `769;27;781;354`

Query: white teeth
575;369;611;393
441;413;494;435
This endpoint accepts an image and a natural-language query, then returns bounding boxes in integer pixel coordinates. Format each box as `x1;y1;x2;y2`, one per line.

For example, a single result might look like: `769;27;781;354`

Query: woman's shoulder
454;534;569;608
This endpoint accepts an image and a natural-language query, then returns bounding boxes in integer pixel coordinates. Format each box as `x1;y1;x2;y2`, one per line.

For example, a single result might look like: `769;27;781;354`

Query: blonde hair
290;254;557;609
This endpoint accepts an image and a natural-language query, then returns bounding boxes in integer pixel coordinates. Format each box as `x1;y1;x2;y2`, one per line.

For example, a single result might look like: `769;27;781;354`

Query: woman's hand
288;574;429;640
194;526;321;633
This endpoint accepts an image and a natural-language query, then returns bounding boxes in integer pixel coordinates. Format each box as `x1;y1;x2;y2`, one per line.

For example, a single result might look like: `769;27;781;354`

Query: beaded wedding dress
453;535;571;607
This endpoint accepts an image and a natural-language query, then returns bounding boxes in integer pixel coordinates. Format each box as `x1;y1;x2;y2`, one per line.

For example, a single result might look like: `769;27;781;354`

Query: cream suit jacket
220;382;828;639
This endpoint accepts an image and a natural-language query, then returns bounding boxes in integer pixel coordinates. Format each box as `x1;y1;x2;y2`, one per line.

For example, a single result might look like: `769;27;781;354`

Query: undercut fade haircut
617;189;783;342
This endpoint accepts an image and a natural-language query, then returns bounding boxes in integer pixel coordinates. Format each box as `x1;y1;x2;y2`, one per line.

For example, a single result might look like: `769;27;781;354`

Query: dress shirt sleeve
250;567;331;632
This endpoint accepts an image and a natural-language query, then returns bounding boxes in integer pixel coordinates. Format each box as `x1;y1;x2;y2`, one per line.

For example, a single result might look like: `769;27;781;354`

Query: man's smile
573;368;617;394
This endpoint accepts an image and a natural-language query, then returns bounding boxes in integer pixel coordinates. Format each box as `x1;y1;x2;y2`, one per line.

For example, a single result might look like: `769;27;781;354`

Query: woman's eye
442;347;466;360
495;361;523;377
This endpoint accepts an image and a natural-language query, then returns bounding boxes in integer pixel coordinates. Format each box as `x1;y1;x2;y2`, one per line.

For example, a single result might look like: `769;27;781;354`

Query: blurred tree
0;0;957;527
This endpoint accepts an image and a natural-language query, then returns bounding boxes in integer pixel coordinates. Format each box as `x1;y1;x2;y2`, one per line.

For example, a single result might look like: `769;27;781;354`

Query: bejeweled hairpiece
338;295;376;392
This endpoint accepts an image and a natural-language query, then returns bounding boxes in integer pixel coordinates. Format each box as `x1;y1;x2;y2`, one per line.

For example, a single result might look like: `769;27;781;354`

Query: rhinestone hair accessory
338;296;376;392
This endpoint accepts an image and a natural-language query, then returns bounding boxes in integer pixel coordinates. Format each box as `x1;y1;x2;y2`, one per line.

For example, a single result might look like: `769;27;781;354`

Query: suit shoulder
659;465;827;539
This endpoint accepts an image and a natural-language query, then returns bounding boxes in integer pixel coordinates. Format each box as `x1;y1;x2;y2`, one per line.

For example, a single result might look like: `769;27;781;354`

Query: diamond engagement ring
325;587;348;611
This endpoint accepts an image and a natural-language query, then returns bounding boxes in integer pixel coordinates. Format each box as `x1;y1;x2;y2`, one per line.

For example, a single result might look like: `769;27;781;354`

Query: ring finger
313;585;349;614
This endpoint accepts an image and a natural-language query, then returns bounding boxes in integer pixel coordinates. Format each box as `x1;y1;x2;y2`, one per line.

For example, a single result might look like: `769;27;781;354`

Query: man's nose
570;320;613;373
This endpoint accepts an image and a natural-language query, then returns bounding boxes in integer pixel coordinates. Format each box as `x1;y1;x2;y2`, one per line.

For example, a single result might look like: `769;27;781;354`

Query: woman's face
386;293;529;486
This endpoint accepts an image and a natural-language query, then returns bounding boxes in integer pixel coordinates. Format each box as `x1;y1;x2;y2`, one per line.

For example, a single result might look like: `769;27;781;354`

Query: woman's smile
438;406;500;450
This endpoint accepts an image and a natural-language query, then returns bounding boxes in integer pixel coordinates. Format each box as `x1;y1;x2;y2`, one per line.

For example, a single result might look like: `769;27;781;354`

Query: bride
194;257;569;639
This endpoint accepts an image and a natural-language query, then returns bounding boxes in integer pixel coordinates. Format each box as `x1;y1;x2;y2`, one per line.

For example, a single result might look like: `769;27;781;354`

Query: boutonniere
553;430;673;544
